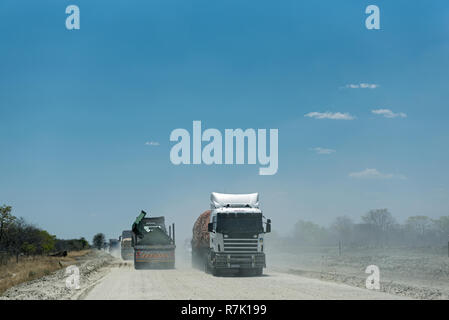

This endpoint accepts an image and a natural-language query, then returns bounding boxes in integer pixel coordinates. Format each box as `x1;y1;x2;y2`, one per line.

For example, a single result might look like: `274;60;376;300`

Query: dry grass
0;250;91;296
67;249;91;258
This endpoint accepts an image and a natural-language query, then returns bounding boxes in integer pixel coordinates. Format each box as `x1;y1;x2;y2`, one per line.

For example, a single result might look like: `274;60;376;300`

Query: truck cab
206;193;271;276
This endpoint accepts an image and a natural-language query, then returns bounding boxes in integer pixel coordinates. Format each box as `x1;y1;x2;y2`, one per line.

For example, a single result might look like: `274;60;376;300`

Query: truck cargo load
191;210;211;269
131;211;176;270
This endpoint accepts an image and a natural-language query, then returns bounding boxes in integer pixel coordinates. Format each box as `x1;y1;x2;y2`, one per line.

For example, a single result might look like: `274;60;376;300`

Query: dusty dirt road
83;263;404;300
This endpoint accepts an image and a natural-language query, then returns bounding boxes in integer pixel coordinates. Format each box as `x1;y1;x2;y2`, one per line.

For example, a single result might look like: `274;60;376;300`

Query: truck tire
212;267;220;277
206;264;220;276
134;252;143;270
240;268;263;276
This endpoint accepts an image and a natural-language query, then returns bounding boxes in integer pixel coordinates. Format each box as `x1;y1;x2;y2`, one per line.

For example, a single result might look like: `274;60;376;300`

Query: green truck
131;210;176;270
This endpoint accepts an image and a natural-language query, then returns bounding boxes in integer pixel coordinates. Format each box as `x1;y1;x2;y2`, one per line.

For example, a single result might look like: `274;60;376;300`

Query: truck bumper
134;245;175;269
212;252;266;269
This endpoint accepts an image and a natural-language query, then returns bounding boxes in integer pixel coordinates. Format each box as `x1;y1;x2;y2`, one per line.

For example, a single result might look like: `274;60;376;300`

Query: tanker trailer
131;210;176;270
191;193;271;276
191;210;212;269
120;230;133;261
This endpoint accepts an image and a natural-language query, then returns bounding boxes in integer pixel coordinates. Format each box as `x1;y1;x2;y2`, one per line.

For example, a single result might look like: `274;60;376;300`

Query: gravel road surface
1;251;411;300
83;263;404;300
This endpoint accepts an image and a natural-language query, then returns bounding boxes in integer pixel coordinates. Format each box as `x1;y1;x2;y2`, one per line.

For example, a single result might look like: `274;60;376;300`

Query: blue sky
1;1;448;242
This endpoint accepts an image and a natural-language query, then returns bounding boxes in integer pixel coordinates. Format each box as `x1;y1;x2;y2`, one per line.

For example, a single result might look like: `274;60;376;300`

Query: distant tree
361;209;397;246
79;237;89;249
352;223;378;246
405;216;432;237
55;237;90;251
362;209;396;232
21;242;37;256
433;216;449;242
331;216;354;244
93;233;106;250
5;217;28;262
0;205;15;245
38;230;56;254
293;220;329;245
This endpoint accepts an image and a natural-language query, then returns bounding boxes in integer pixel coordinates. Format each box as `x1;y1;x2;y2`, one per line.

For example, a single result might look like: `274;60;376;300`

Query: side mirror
266;219;271;233
208;223;214;232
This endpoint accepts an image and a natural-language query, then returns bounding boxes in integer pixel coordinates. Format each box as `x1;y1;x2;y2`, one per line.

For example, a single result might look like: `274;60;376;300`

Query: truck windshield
216;213;263;233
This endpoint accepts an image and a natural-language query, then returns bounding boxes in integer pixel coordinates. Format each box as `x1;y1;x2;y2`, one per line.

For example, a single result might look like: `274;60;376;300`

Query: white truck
192;192;271;276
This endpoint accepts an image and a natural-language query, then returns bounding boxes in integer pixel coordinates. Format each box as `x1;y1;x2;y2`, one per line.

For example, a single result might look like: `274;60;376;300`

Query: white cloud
372;109;407;118
312;147;336;155
349;168;406;180
304;112;355;120
145;141;160;146
345;83;379;89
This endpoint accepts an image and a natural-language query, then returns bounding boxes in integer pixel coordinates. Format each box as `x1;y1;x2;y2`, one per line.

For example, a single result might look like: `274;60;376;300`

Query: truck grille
214;253;265;268
223;238;258;252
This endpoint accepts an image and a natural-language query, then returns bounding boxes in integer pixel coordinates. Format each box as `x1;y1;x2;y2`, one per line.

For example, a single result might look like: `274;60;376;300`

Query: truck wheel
240;268;263;276
207;264;219;276
254;268;263;276
205;262;218;276
134;253;143;270
212;267;220;277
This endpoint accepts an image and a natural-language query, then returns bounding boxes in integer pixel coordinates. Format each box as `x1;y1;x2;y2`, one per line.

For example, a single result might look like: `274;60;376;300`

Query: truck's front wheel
205;260;220;276
208;265;220;276
254;267;263;276
134;251;143;270
205;261;212;274
240;267;263;276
